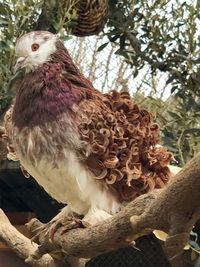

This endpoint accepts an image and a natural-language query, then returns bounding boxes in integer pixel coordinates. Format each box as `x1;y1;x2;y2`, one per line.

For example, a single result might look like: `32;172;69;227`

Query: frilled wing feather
77;90;173;202
3;106;30;177
3;105;18;161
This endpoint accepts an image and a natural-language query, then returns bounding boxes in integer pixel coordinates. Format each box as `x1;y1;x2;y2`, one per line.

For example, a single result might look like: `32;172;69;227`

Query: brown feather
8;32;173;207
76;90;173;202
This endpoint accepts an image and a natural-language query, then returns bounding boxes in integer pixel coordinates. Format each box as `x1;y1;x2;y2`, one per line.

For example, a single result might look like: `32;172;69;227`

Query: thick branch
27;191;159;258
130;152;200;266
1;153;200;267
0;191;160;266
27;153;200;267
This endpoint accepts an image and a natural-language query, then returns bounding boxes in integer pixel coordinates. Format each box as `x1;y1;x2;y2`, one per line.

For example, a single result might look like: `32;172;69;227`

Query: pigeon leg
31;206;83;242
47;215;84;241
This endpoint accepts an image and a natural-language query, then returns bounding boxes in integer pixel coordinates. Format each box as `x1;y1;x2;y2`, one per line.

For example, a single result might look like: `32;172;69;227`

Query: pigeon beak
14;56;26;74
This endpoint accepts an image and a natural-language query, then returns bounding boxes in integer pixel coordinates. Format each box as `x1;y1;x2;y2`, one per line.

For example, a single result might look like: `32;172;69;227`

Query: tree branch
27;153;200;267
26;190;159;259
1;153;200;267
130;152;200;266
0;209;73;267
0;190;160;266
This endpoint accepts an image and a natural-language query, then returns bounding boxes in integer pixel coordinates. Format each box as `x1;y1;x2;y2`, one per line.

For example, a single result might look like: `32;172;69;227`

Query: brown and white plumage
6;31;180;225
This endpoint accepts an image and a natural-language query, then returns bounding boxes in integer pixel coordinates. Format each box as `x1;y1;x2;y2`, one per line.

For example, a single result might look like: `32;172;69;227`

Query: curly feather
77;90;172;202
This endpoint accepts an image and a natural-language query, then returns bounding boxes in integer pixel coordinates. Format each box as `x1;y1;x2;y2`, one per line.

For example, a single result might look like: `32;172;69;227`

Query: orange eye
31;43;39;51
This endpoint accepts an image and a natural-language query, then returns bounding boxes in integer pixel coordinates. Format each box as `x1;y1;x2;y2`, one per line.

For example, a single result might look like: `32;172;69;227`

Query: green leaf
97;42;109;52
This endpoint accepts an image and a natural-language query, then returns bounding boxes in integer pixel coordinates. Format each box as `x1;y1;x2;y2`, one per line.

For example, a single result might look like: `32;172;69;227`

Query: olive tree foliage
0;0;75;113
106;0;200;166
0;0;41;112
0;0;200;165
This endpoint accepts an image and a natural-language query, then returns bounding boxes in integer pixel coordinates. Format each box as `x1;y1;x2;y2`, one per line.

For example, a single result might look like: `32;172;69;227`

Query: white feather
15;31;57;72
19;147;122;222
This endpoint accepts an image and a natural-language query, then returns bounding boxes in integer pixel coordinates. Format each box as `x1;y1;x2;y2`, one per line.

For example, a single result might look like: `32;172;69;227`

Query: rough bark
0;191;159;267
0;153;200;267
26;152;200;267
27;191;158;258
130;152;200;266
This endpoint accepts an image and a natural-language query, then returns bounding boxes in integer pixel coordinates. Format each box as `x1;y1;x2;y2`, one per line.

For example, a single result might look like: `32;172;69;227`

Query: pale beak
14;56;26;74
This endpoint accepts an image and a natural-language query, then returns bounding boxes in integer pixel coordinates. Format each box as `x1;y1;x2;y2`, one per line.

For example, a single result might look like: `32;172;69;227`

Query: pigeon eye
31;43;39;51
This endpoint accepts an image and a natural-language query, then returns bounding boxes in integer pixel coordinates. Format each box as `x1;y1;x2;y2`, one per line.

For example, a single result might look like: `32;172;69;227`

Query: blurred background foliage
0;0;200;166
106;0;200;166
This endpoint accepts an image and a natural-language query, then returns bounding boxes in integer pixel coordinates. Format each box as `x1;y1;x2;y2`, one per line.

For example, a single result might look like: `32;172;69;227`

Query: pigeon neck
12;41;96;129
51;40;93;90
12;63;85;129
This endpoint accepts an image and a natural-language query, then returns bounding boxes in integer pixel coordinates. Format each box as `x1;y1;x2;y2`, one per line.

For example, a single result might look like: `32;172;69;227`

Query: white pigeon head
14;31;58;73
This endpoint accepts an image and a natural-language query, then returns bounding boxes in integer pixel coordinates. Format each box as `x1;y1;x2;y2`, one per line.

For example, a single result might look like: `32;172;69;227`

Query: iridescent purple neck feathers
12;41;94;129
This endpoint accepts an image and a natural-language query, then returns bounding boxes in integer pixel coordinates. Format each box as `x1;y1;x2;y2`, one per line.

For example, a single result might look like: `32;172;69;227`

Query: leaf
168;111;182;120
109;35;120;42
0;3;11;15
120;35;126;50
166;74;177;85
97;42;109;52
